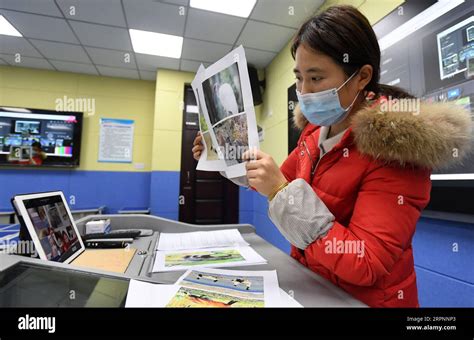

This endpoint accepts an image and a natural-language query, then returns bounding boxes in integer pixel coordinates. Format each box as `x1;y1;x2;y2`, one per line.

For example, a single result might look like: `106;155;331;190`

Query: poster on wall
98;118;134;163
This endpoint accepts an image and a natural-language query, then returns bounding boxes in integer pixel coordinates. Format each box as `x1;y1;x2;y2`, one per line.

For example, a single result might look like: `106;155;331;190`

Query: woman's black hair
291;5;414;99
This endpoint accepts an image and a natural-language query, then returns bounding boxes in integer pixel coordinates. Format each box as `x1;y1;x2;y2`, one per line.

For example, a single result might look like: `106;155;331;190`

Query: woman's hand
243;149;288;197
192;132;204;161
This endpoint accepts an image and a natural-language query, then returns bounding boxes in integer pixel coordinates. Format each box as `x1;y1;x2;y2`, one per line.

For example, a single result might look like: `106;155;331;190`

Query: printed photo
202;131;219;161
166;287;264;308
213;114;249;165
181;270;264;294
165;249;244;268
202;62;244;126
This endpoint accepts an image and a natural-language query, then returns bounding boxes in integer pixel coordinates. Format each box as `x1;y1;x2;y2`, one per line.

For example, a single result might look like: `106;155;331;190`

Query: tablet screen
21;194;82;262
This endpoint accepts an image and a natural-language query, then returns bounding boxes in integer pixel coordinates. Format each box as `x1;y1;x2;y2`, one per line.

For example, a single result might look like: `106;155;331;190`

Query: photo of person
66;226;76;241
46;205;63;228
213;114;249;166
28;207;49;232
55;203;69;223
202;62;244;126
60;231;71;253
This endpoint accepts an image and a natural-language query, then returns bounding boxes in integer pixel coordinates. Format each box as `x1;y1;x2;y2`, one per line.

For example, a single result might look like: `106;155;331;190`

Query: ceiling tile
237;20;296;52
135;53;180;71
139;70;157;81
97;65;140;79
0;9;79;43
85;47;137;69
0;0;63;17
250;0;323;28
50;60;98;75
56;0;127;27
0;53;54;70
29;39;90;63
244;48;277;68
123;0;185;36
70;21;132;50
0;36;42;58
180;59;208;73
185;8;245;44
181;39;231;63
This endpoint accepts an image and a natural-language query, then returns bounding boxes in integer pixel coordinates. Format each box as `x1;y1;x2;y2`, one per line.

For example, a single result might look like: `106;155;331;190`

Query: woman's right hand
192;132;204;161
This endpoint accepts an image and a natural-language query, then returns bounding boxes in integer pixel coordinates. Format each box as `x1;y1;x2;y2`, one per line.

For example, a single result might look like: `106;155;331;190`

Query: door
179;85;239;224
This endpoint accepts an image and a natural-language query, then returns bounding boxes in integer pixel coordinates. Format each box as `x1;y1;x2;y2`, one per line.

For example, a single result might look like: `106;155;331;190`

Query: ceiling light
190;0;256;18
0;15;22;37
378;0;465;51
129;29;183;59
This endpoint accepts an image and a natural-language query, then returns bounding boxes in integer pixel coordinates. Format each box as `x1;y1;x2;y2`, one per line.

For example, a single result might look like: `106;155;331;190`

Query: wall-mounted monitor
374;1;474;215
0;107;83;168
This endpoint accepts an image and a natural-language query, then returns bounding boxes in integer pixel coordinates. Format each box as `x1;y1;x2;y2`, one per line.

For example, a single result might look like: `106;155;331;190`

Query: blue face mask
296;71;360;126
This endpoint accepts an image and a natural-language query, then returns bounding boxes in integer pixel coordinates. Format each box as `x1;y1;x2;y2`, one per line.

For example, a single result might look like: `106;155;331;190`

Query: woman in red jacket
192;6;472;307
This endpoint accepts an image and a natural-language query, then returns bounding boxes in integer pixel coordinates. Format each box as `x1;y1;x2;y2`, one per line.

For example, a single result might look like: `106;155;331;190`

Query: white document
278;288;303;308
156;229;249;251
192;46;259;178
126;268;293;308
173;268;281;307
152;246;266;273
125;281;179;308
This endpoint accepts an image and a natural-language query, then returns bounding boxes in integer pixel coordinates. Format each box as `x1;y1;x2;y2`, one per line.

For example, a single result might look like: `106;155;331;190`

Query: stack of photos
192;46;259;178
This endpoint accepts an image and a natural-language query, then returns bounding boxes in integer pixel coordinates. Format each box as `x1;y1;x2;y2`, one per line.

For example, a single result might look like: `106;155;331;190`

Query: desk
0;214;366;307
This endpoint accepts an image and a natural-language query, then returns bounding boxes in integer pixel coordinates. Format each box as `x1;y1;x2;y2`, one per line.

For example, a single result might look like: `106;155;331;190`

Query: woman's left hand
243;149;288;197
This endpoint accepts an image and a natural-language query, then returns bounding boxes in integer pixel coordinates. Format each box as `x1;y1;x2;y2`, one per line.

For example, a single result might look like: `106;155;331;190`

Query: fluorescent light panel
0;15;22;37
378;0;465;51
129;29;183;58
190;0;256;18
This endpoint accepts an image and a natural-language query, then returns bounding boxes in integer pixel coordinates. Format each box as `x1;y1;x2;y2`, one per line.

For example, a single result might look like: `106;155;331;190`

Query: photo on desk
163;268;282;308
153;246;266;272
165;248;245;268
166;286;264;308
167;269;265;308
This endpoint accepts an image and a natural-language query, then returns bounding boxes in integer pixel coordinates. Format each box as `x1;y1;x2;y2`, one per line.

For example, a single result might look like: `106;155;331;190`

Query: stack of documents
126;268;302;308
152;229;266;273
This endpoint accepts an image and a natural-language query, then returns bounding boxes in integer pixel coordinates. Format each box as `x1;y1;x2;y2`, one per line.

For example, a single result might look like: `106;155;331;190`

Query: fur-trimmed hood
293;100;473;170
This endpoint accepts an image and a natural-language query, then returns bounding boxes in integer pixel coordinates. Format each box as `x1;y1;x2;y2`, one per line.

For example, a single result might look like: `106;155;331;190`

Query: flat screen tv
0;107;83;168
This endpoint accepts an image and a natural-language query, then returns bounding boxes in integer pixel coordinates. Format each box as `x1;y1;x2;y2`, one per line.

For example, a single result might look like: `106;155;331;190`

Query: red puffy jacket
280;101;472;307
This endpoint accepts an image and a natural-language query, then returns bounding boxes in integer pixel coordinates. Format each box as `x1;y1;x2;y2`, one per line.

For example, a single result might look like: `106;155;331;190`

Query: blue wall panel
149;171;180;220
415;265;474;307
0;169;150;214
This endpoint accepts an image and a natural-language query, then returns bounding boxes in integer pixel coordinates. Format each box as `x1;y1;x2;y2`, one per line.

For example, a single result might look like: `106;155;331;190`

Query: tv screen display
374;2;474;215
0;107;83;167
